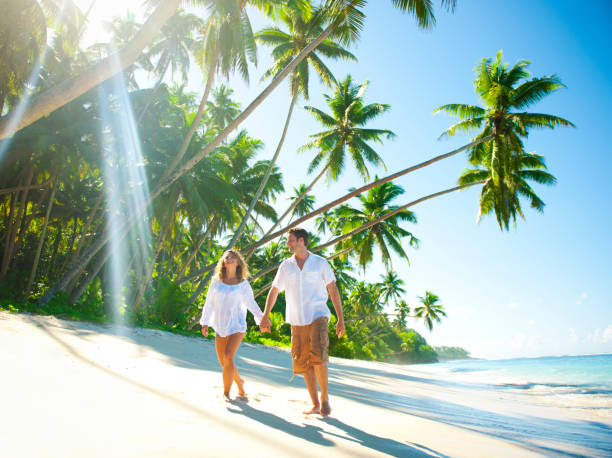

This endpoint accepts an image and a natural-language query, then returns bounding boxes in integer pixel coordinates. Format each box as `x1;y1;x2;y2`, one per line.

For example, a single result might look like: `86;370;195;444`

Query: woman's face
223;252;238;267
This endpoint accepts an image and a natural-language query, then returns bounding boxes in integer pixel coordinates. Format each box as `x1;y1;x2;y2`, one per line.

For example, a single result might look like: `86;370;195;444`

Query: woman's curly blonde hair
214;249;249;282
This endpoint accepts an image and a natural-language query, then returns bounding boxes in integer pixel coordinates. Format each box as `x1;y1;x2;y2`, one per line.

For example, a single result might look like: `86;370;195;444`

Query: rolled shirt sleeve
271;262;286;292
321;260;336;286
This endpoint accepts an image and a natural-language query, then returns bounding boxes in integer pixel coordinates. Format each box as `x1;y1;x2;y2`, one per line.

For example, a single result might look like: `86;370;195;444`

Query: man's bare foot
237;378;246;397
321;401;331;417
303;405;321;415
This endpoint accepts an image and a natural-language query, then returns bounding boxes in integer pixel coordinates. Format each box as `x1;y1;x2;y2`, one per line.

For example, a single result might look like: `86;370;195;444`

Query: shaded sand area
1;311;611;457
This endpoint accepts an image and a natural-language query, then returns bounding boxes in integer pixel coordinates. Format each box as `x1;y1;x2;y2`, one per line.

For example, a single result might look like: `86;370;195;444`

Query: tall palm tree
303;75;394;183
434;51;574;229
38;0;453;306
2;0;451;138
224;2;356;256
334;180;418;270
414;290;446;331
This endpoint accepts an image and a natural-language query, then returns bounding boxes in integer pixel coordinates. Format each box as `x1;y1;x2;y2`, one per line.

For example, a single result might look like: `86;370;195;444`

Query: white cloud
508;301;520;309
576;292;589;305
585;325;612;345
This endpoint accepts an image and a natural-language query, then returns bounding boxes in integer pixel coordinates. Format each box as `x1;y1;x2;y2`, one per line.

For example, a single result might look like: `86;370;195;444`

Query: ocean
407;354;612;455
415;353;612;392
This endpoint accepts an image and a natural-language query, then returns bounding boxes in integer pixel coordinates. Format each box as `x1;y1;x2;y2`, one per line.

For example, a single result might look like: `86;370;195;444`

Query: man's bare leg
303;367;320;414
314;363;331;416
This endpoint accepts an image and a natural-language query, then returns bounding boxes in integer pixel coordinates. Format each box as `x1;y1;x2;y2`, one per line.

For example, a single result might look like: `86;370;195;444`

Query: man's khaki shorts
290;317;329;374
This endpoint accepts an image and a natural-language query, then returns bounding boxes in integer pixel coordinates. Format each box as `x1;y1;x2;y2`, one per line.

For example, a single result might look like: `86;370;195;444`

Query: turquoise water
415;354;612;393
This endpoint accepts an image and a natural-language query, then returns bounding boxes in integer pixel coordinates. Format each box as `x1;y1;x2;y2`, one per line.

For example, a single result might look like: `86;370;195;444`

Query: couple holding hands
199;228;345;416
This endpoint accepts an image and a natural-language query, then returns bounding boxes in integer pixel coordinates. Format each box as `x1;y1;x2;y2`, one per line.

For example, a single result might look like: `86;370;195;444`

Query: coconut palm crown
434;51;574;229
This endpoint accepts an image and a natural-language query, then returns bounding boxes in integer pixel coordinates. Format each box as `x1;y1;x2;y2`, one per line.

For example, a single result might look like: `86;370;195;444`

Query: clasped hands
258;314;345;338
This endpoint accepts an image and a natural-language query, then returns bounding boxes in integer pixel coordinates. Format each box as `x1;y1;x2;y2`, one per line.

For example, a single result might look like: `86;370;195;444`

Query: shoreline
2;311;611;457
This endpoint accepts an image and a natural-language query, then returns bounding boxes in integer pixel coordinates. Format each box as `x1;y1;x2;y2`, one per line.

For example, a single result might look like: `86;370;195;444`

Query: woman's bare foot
303;405;321;415
321;401;331;417
223;393;232;403
236;378;246;397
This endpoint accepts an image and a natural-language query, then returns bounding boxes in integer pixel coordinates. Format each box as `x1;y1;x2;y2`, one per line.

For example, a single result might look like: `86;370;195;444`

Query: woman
200;249;263;402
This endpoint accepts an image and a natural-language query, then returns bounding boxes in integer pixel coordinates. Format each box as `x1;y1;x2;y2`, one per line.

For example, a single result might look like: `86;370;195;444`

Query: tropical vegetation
0;0;571;364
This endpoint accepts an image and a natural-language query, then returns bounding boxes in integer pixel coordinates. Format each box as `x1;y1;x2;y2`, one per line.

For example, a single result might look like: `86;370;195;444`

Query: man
259;228;345;416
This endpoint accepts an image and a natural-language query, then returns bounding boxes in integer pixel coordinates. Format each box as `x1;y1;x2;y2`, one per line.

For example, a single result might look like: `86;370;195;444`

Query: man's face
286;233;299;253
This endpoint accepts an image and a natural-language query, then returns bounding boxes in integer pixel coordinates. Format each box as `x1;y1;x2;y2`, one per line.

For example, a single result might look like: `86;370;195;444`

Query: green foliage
141;277;190;328
434;346;471;359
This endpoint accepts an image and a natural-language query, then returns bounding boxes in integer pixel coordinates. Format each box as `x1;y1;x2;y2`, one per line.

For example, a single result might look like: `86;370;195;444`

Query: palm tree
379;271;406;305
414;291;446;331
459;147;557;227
288;184;315;219
146;10;202;86
334;180;418;270
223;2;356;257
38;0;453;306
204;85;241;130
434;51;574;229
393;299;410;330
2;0;452;138
303;75;394;183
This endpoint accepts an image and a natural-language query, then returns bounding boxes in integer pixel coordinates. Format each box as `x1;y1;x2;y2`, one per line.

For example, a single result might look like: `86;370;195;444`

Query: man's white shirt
272;251;336;325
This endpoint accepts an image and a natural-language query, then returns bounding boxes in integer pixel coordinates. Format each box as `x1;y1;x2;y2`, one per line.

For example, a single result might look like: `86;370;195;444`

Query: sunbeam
96;47;151;325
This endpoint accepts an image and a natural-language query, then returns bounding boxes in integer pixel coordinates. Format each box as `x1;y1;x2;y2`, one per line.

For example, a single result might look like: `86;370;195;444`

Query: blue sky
77;0;612;359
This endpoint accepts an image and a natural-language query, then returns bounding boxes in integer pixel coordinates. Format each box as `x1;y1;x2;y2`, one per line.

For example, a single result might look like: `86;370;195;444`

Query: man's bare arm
260;286;279;332
327;281;345;338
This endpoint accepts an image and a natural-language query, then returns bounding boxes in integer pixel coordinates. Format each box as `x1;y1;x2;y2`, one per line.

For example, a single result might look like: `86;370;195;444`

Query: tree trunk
176;221;213;281
0;167;33;279
0;0;182;139
39;18;367;307
159;43;220;185
0;178;53;196
180;136;493;284
132;190;179;309
222;92;299;257
25;179;57;298
264;162;330;243
71;192;104;263
11;183;49;265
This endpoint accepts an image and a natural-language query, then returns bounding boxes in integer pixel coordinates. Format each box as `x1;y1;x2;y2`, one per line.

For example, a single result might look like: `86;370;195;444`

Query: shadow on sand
31;316;612;457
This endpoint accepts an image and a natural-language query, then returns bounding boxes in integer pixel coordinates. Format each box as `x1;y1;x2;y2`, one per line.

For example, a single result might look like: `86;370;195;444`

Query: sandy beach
1;311;610;457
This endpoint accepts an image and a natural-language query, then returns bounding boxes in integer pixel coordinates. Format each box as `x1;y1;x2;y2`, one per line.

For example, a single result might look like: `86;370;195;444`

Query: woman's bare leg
215;334;246;396
220;332;245;398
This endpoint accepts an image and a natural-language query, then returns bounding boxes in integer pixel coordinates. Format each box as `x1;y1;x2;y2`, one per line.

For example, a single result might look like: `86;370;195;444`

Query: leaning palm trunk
248;182;483;299
180;135;492;284
39;19;342;307
222;92;298;253
25;179;57;298
159;44;220;184
247;162;331;260
0;0;182;139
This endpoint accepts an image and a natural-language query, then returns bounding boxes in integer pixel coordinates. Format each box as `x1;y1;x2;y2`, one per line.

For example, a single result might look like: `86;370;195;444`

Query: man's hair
288;227;309;247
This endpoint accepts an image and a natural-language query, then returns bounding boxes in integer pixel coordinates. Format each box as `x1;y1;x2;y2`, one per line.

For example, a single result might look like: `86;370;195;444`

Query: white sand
1;311;610;457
